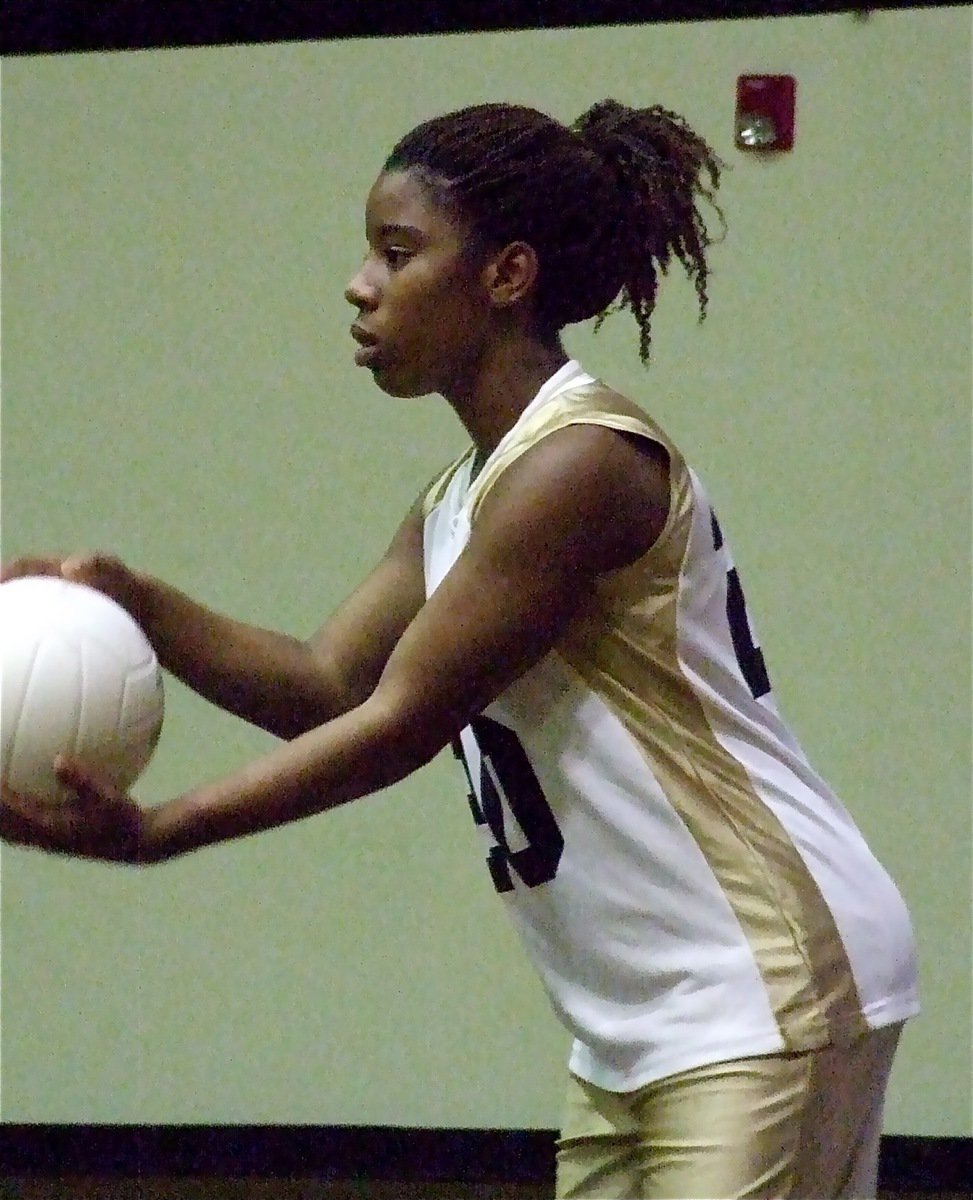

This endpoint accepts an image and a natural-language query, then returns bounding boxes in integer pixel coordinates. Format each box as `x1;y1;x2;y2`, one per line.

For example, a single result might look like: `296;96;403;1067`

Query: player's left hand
0;757;145;864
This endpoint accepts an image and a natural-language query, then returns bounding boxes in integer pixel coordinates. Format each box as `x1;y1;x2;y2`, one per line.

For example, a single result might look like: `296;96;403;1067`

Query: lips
350;324;380;367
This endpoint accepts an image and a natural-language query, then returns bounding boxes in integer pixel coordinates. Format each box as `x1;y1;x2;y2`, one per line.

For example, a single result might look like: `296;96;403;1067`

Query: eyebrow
376;222;425;242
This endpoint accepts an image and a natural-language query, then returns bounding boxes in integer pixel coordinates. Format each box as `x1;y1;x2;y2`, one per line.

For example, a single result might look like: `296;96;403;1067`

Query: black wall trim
0;1126;553;1183
0;1128;970;1192
2;1;968;56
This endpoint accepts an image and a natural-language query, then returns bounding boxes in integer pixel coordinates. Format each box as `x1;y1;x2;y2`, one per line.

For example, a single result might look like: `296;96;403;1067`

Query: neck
445;334;569;459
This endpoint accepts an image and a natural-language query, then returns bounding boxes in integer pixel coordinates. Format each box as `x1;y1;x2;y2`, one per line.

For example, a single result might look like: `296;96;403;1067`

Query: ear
481;241;539;310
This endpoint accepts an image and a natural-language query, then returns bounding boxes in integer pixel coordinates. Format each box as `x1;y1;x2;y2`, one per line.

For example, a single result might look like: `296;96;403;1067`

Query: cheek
427;282;490;345
385;260;490;374
404;295;477;359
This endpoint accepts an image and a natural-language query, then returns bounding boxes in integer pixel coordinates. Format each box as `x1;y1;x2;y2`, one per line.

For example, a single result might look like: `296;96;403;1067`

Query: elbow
358;687;454;785
265;652;365;742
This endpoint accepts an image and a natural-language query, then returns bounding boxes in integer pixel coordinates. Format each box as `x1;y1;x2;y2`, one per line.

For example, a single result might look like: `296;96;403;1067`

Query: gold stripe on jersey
466;381;869;1051
466;383;679;530
422;451;475;518
558;612;869;1051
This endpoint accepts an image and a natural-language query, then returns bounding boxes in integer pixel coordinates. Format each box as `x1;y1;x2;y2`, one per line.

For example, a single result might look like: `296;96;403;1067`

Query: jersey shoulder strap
421;451;474;518
467;381;687;523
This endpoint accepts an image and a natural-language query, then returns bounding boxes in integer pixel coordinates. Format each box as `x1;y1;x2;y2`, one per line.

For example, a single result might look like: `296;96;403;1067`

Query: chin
371;367;434;399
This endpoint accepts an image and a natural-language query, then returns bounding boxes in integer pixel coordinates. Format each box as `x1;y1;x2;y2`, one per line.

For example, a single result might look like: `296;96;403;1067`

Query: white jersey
422;361;919;1092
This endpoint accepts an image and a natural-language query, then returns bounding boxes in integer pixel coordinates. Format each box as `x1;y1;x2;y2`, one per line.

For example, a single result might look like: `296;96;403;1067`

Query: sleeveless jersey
422;360;919;1092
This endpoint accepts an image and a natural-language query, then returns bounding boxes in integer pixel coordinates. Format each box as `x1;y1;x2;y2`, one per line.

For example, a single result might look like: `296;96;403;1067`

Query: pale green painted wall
1;7;970;1135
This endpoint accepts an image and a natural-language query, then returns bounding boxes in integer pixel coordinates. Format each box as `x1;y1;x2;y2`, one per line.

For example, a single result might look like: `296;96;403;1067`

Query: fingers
0;791;50;845
2;753;143;862
64;555;138;612
61;552;125;588
0;555;65;583
1;552;132;601
53;754;125;805
0;553;102;584
1;786;72;851
24;757;143;862
53;753;99;797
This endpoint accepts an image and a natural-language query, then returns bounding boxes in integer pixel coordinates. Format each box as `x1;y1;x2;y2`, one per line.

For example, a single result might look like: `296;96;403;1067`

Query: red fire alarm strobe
736;75;797;151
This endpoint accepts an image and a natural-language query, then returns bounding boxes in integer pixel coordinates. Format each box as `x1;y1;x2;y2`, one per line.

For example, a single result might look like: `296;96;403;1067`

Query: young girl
1;100;918;1199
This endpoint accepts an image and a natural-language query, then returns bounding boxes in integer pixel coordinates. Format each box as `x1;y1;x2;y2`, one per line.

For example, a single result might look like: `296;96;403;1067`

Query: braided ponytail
384;99;725;363
572;100;725;362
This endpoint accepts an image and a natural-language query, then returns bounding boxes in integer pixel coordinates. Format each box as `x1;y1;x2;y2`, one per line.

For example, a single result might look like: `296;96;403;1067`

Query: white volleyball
0;576;164;801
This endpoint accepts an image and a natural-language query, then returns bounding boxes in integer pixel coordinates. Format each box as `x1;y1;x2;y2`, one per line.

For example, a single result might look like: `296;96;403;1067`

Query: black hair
384;99;725;363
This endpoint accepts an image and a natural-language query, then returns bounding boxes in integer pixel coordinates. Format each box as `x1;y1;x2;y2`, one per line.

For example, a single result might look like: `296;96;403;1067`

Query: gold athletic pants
556;1023;903;1199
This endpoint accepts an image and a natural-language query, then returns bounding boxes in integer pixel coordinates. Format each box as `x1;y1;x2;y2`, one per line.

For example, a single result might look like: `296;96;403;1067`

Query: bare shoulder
472;422;671;577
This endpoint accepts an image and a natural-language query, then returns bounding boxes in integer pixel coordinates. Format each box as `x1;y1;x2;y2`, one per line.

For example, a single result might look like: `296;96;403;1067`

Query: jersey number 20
455;716;564;894
711;509;771;700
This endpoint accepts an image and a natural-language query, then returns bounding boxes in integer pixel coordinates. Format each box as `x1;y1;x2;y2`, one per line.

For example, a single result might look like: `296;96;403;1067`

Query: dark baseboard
0;1127;970;1193
877;1136;972;1194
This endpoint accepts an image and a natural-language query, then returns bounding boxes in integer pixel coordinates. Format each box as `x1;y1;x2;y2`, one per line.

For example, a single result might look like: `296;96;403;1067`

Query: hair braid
572;100;725;362
384;99;725;364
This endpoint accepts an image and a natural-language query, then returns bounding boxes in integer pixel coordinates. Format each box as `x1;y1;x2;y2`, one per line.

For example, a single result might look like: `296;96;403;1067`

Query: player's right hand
1;756;145;865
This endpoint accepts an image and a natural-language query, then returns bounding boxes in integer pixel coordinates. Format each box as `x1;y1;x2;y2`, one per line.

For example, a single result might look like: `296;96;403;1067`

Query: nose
345;259;379;311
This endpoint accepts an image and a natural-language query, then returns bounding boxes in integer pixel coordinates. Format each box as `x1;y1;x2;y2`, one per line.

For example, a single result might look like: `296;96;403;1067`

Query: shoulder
472;420;671;577
472;378;685;509
532;378;679;451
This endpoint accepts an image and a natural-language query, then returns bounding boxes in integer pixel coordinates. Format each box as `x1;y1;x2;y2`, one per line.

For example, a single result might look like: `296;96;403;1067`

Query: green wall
1;7;970;1135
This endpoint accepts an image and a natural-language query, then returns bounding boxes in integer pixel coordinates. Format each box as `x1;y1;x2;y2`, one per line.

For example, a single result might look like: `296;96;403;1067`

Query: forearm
141;693;442;861
126;572;351;738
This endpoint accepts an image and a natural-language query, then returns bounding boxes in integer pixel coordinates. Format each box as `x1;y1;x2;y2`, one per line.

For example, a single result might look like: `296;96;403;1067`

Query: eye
384;246;413;270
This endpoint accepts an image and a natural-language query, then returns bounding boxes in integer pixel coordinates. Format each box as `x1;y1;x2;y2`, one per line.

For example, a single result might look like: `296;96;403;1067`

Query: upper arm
367;425;670;749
